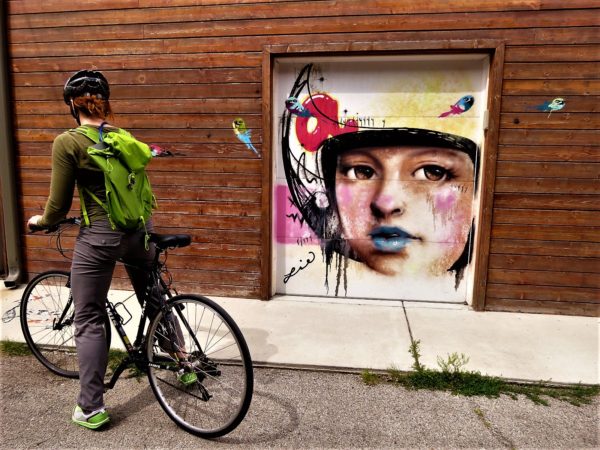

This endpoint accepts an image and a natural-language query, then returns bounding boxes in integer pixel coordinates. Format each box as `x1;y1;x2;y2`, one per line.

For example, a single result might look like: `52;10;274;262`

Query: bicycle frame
103;248;175;390
103;246;204;391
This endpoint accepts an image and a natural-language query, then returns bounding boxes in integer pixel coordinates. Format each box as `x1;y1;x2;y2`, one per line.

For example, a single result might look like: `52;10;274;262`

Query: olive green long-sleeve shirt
38;126;114;227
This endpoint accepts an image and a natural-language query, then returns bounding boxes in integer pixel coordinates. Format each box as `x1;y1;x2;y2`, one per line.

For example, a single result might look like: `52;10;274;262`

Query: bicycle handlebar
29;217;81;234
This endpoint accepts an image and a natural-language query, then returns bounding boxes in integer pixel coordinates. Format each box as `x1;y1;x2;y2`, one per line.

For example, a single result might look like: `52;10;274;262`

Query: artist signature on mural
283;251;316;284
2;302;19;323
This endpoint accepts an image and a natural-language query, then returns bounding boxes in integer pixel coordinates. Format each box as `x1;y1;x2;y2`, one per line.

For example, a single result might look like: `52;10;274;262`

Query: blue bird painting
534;97;566;117
285;96;313;117
438;95;475;118
232;118;260;156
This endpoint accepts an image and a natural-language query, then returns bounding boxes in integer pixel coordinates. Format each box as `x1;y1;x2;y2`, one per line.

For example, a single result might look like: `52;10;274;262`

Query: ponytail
72;95;112;120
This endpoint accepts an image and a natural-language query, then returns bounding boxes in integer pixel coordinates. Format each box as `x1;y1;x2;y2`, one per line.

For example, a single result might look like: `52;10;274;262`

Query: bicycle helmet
63;70;110;104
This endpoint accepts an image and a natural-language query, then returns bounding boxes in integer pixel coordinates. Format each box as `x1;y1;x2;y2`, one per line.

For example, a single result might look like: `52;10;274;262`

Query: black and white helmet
63;70;110;104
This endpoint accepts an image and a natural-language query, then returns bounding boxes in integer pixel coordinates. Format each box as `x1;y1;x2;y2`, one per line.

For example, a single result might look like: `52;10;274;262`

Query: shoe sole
72;416;110;430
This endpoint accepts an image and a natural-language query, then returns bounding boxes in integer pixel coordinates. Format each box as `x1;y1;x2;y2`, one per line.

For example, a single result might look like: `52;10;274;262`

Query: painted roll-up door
272;55;490;303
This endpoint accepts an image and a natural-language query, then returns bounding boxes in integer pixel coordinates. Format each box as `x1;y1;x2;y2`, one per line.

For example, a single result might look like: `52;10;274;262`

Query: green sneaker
72;405;110;430
178;371;198;386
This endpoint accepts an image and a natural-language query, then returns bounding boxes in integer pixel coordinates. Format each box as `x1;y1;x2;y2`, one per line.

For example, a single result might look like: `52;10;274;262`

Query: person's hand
27;215;42;231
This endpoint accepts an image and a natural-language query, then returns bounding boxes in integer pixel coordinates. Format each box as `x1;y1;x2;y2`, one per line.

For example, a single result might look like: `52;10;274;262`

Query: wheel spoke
146;295;253;438
21;271;111;379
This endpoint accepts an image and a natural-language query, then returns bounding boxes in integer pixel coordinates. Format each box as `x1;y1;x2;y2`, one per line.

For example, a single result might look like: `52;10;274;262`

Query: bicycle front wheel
146;294;253;438
20;270;111;378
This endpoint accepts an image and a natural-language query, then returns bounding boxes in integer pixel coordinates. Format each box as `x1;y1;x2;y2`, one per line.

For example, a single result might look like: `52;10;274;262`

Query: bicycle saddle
149;233;191;250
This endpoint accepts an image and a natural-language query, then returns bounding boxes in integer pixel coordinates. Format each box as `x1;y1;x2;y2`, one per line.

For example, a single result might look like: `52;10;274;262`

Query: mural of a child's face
334;145;474;277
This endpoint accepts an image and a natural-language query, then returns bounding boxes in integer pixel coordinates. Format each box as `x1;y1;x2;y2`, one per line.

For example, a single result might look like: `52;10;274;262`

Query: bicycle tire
20;270;112;379
146;294;253;438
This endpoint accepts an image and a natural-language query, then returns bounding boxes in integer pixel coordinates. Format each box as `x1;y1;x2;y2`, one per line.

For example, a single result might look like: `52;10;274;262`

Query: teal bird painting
534;97;566;117
232;118;260;156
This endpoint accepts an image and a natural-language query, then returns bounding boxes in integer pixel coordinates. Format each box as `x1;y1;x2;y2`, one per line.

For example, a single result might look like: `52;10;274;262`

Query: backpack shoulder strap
71;125;99;143
70;122;110;144
77;185;108;227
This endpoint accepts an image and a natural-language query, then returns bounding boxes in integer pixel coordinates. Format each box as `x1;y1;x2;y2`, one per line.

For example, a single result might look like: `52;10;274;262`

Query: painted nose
370;179;406;219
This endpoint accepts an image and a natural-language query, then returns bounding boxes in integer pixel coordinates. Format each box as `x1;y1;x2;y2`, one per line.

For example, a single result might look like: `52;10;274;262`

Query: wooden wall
6;0;599;315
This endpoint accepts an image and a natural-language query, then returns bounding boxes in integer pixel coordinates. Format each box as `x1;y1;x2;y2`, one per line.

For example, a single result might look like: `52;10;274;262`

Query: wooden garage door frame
260;40;505;309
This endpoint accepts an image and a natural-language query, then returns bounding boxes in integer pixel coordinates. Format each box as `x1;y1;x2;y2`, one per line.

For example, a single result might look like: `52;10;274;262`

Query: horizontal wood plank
20;184;262;203
14;82;261;100
488;269;600;289
22;234;261;259
489;254;600;273
15;98;261;115
16;142;259;158
503;79;600;95
490;238;600;258
11;53;262;73
505;44;600;62
16;113;261;130
15;129;264;145
10;0;600;15
491;223;600;241
493;194;600;211
12;69;261;87
9;27;600;60
18;156;262;172
9;10;599;44
485;298;599;316
487;283;600;303
500;112;600;129
495;161;600;178
492;208;599;226
497;145;600;162
501;96;600;113
494;178;599;194
499;129;600;146
503;62;600;79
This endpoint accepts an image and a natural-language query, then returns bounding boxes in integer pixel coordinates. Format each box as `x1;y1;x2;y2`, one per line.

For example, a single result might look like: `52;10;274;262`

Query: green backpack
73;123;156;243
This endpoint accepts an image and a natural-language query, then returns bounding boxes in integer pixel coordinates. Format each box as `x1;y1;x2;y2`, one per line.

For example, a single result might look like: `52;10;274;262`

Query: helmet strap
69;99;81;125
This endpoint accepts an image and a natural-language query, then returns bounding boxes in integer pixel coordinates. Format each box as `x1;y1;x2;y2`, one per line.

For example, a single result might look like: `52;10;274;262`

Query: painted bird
149;144;173;157
285;96;313;117
534;97;565;117
438;95;475;118
232;118;260;156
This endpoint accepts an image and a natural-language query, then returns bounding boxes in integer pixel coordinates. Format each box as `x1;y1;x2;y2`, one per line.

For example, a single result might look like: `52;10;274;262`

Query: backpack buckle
127;172;136;189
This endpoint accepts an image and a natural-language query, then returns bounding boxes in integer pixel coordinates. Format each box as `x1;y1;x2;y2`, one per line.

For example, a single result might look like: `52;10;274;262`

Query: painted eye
414;165;452;181
345;165;375;180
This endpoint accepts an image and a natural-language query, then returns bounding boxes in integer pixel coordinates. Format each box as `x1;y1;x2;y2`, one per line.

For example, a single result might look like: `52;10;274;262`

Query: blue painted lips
368;226;416;253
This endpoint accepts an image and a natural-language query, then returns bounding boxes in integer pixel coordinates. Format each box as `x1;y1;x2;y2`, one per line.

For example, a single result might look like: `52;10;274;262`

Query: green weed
0;340;31;356
361;369;381;386
363;340;600;406
107;348;144;380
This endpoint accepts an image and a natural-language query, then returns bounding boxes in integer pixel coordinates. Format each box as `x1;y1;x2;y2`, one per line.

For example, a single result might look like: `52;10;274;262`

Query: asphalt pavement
1;353;598;449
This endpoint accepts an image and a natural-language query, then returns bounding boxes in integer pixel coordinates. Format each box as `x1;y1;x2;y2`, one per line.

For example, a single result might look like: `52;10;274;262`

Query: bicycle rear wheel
20;270;111;378
146;294;253;438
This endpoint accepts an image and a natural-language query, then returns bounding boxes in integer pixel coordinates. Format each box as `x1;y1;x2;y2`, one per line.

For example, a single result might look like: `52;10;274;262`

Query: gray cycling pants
71;219;156;413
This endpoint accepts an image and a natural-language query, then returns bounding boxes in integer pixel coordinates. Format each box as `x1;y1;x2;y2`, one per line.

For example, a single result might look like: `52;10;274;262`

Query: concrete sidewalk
1;284;598;385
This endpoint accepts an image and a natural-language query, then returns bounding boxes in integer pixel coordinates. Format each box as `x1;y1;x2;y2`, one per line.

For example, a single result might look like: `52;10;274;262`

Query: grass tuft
361;369;381;386
107;348;145;380
0;340;31;356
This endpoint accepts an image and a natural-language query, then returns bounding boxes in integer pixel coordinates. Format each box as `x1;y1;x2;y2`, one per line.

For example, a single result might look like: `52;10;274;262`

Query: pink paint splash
275;185;316;244
434;189;457;214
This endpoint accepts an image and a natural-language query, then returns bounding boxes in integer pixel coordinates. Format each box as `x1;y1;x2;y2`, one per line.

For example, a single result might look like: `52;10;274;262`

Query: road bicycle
19;217;253;438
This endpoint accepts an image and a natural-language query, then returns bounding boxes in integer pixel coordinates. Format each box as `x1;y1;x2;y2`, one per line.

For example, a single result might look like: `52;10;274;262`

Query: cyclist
26;70;188;430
